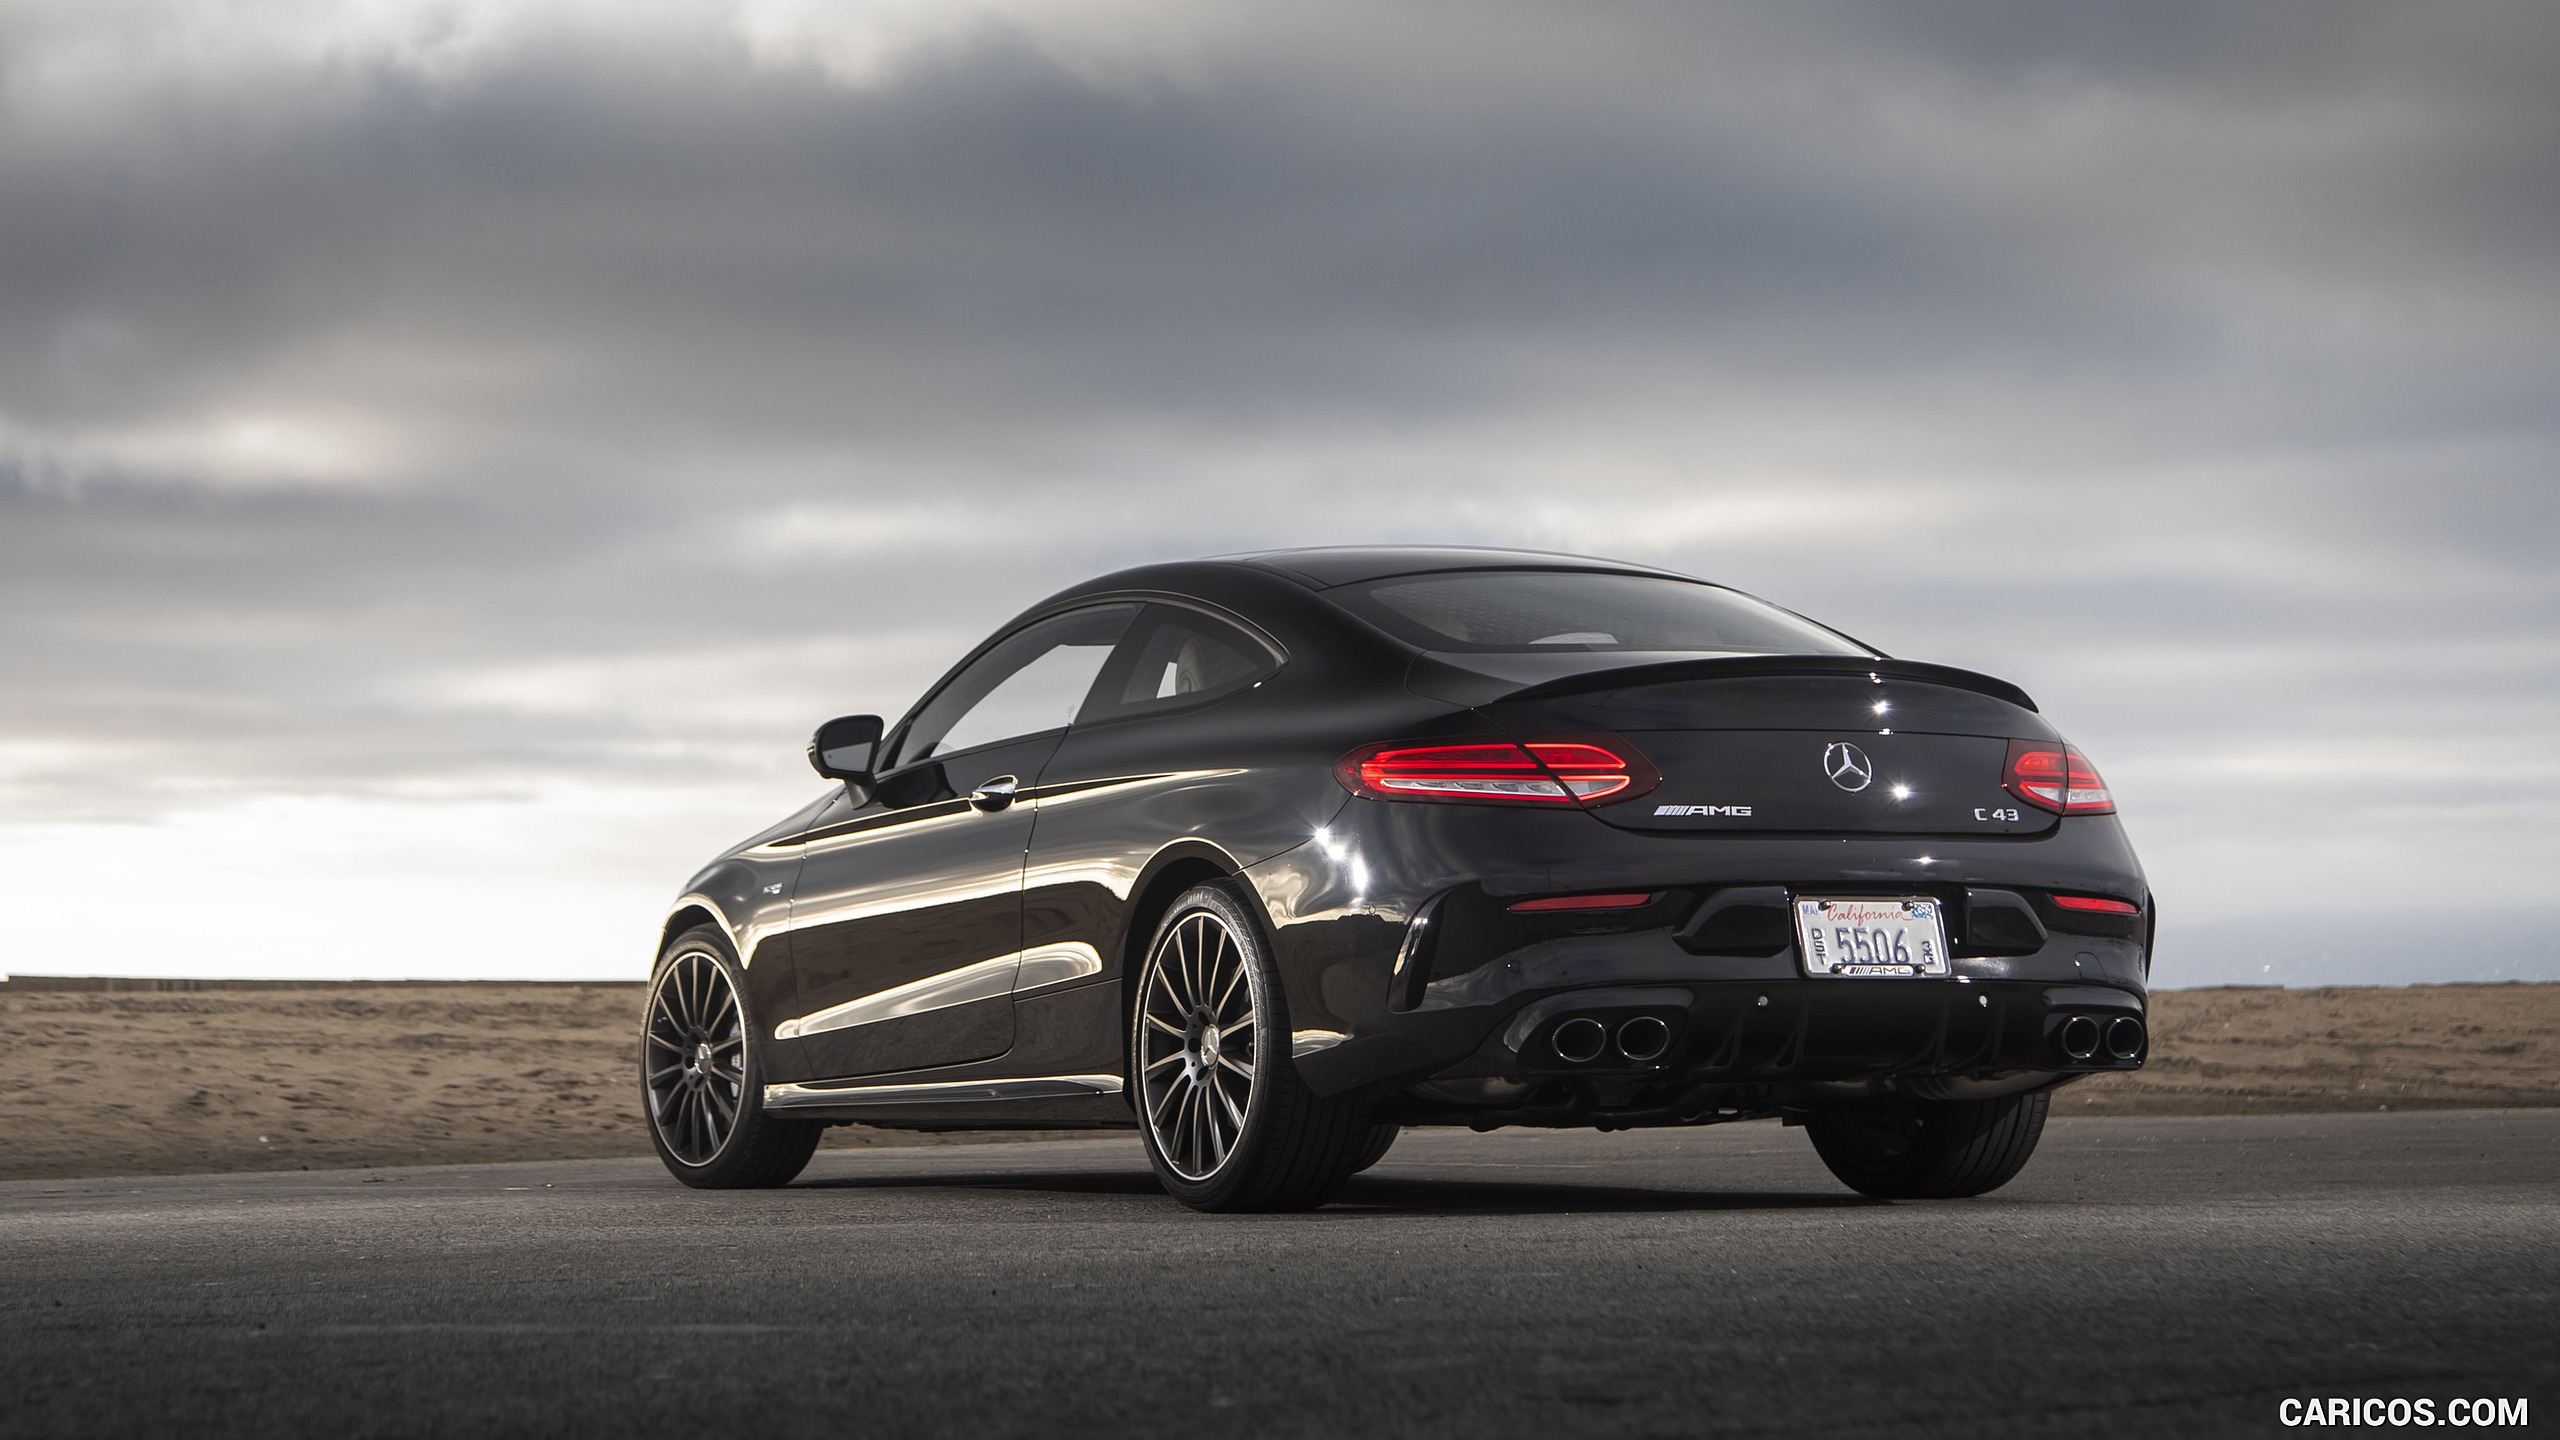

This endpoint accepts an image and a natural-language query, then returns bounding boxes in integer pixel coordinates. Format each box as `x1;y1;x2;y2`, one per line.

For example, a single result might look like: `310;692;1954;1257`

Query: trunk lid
1468;658;2061;837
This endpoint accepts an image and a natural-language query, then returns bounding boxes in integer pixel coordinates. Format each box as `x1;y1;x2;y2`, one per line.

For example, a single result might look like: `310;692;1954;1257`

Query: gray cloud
0;0;2554;977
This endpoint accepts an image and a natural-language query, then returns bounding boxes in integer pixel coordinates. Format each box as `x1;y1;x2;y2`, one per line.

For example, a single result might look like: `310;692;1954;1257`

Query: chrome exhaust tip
2105;1016;2146;1060
2059;1015;2102;1061
1550;1016;1608;1065
1615;1015;1671;1063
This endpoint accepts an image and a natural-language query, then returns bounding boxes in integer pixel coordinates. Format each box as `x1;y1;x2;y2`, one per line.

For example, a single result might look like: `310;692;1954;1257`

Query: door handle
968;775;1020;813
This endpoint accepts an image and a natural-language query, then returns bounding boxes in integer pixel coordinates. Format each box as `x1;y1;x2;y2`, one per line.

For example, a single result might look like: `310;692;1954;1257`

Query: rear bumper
1253;798;2152;1103
1299;954;2144;1104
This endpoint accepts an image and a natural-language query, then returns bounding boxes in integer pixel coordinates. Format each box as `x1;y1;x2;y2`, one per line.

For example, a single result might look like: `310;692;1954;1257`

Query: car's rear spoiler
1497;654;2039;712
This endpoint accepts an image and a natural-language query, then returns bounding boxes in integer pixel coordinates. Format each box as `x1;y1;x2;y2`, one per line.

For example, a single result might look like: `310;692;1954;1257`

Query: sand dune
2;980;2551;1181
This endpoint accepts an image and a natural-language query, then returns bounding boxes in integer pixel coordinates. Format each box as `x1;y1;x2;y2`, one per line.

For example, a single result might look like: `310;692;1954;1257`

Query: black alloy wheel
643;927;822;1188
1803;1088;2052;1199
1132;884;1372;1211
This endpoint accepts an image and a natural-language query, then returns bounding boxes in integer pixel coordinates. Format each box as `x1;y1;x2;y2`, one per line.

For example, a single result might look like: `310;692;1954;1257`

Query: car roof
1220;545;1689;589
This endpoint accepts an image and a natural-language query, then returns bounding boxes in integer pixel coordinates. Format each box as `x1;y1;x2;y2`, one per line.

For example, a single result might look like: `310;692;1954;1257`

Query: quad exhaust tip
1615;1015;1671;1063
2105;1016;2146;1060
1550;1016;1608;1065
2059;1015;2102;1061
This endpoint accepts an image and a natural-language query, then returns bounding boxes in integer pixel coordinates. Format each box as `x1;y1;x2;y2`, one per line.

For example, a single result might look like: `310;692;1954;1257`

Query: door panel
779;603;1140;1082
783;734;1058;1079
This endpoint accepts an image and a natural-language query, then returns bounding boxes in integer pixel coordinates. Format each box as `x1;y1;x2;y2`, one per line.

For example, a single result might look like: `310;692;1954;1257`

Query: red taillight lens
1522;741;1651;802
2003;739;2115;815
2051;894;2141;915
1338;734;1660;807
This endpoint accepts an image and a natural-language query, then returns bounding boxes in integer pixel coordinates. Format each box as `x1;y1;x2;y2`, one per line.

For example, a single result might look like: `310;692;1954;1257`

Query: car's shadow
796;1167;1877;1215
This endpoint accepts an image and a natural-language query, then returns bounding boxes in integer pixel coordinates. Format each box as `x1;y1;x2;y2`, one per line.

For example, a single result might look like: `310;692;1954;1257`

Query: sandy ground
1;981;2552;1181
2064;982;2560;1115
0;984;1067;1182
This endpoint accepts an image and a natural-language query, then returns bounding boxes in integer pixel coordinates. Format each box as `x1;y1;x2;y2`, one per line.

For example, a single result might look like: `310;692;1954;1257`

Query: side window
1079;605;1278;724
892;604;1139;766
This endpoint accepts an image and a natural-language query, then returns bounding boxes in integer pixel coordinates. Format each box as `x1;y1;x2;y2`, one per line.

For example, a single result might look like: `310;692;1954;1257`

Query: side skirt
762;1074;1132;1127
766;1073;1121;1109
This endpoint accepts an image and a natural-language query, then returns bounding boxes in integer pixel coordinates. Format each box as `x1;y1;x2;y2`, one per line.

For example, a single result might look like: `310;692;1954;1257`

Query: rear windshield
1333;571;1869;656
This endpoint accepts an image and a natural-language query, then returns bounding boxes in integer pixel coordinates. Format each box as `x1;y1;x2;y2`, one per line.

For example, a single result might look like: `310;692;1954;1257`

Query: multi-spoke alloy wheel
646;948;747;1165
1138;909;1260;1180
641;927;822;1189
1131;885;1374;1211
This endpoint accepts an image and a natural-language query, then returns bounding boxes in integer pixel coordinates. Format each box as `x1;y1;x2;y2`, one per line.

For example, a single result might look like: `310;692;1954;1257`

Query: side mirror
808;714;884;783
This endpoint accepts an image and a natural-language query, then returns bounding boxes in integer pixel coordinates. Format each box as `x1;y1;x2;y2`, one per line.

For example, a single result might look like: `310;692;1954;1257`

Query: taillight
2051;894;2141;915
2003;739;2115;815
1337;735;1660;807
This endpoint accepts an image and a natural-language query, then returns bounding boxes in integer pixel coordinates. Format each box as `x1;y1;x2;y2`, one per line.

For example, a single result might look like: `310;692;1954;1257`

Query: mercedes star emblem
1823;741;1875;792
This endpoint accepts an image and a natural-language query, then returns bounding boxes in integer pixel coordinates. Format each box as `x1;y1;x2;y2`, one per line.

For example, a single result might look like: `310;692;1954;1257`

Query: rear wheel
1133;884;1372;1211
644;927;822;1189
1804;1089;2050;1199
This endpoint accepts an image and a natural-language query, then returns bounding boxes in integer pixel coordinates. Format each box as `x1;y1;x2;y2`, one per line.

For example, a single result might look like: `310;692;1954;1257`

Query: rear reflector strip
2051;894;2141;915
1508;892;1658;913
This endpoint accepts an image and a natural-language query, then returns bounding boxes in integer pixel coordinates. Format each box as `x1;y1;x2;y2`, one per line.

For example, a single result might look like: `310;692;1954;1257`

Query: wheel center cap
693;1040;712;1071
1199;1023;1221;1070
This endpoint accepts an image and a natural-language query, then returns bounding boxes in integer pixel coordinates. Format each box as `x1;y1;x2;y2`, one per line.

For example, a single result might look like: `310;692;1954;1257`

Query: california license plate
1795;897;1951;978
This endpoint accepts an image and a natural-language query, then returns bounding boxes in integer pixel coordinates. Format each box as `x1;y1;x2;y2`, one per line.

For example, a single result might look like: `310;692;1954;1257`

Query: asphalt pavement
4;1110;2552;1438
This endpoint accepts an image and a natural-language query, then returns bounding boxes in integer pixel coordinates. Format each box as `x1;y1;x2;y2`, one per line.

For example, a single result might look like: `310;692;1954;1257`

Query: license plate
1795;897;1950;978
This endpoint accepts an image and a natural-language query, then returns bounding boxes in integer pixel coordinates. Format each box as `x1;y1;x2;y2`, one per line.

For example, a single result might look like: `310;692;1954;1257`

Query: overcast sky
2;0;2554;984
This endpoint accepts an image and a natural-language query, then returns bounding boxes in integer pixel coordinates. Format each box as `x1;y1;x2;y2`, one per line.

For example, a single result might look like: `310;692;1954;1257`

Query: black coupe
644;547;2151;1209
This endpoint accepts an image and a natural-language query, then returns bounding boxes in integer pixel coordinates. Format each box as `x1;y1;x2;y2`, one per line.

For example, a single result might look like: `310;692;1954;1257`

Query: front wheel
1132;884;1372;1211
1804;1089;2051;1199
643;927;822;1189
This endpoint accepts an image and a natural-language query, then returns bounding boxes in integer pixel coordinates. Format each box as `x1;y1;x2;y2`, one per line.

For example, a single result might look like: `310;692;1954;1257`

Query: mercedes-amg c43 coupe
644;547;2151;1209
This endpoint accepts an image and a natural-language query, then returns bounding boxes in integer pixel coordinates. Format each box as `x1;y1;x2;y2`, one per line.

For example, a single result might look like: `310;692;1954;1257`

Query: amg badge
1654;804;1753;817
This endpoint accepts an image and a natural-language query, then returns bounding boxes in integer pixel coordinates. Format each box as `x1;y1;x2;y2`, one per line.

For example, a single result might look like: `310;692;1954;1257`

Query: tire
1131;883;1373;1212
643;926;823;1189
1804;1089;2051;1199
1350;1124;1401;1174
